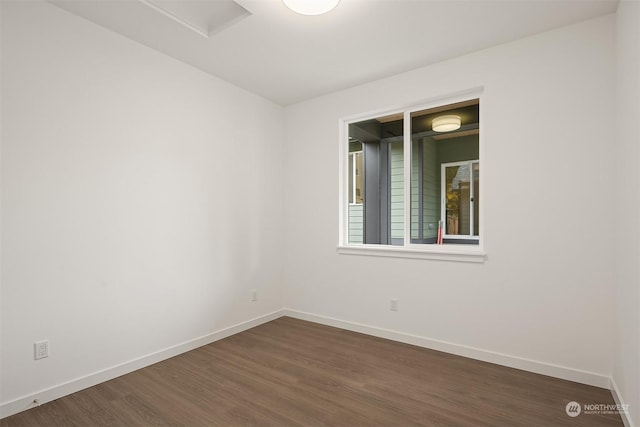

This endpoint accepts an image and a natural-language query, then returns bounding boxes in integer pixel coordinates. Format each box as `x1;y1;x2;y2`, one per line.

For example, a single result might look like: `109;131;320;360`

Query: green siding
390;142;404;240
411;141;420;239
348;204;364;244
422;137;439;239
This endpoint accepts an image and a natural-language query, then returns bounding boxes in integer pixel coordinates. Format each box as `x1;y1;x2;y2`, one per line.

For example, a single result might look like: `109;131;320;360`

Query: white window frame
337;88;486;263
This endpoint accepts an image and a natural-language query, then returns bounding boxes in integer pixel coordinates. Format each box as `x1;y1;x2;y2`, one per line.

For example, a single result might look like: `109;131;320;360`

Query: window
340;94;485;261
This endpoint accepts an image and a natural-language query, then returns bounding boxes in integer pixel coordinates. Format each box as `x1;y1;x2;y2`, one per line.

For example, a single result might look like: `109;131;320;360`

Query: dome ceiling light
432;115;461;132
282;0;340;15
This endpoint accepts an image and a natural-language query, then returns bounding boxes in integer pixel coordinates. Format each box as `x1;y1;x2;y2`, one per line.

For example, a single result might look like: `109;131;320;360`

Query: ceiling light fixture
432;115;461;132
282;0;340;15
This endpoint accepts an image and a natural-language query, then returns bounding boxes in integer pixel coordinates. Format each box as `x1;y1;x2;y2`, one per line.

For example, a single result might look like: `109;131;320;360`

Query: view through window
346;98;480;246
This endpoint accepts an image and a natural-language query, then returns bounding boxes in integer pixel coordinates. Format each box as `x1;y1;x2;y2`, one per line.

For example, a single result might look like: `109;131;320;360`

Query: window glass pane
348;115;403;245
344;99;479;247
409;99;480;244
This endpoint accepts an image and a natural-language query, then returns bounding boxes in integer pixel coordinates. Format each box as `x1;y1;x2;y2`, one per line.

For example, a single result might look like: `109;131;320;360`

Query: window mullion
403;111;411;247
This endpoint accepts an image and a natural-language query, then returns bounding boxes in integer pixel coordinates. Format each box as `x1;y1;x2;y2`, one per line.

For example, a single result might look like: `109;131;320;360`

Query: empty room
1;0;638;425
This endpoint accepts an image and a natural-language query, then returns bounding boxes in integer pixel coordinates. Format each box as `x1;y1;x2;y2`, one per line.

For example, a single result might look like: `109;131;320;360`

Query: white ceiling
48;0;618;105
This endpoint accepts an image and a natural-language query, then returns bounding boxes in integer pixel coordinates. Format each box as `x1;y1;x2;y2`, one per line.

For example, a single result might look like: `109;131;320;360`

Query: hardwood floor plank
1;317;624;426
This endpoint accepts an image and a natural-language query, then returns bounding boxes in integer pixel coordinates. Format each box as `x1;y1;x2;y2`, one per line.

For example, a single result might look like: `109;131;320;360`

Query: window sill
336;244;486;263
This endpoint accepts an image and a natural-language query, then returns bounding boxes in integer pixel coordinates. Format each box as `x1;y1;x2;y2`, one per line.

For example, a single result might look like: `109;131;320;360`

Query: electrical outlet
34;340;49;360
251;289;257;302
390;298;398;311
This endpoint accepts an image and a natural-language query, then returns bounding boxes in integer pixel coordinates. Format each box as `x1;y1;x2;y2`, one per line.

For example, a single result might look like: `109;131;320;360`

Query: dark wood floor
2;317;623;426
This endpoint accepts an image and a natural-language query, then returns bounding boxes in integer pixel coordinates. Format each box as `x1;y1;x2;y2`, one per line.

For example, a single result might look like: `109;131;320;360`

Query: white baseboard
610;377;635;427
0;309;284;419
283;309;611;389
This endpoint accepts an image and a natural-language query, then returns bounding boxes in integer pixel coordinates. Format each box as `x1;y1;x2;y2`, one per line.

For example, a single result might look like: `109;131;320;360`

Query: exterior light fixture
282;0;340;15
432;115;461;132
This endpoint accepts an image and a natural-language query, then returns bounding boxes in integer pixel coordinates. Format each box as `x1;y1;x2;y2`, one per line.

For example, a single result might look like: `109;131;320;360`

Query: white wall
284;14;617;383
1;0;284;414
614;1;640;425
